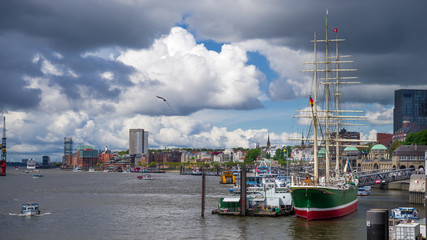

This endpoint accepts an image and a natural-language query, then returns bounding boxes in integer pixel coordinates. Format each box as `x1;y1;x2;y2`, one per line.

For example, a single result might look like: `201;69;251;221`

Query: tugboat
20;203;41;216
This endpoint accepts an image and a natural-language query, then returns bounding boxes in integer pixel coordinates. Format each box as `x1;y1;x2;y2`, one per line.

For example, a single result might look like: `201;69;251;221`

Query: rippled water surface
0;168;423;240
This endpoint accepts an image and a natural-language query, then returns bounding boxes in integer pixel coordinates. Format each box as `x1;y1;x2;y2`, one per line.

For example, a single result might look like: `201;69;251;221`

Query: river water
0;168;423;240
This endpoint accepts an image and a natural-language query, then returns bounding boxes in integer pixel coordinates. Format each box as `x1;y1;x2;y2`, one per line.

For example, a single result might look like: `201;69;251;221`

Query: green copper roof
344;146;359;151
371;144;387;150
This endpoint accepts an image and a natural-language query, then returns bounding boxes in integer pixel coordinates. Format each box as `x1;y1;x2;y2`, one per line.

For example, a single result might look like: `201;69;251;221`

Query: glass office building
394;89;427;133
129;129;149;155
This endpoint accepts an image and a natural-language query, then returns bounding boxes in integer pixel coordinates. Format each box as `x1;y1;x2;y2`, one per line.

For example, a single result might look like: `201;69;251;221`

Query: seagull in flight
156;96;171;108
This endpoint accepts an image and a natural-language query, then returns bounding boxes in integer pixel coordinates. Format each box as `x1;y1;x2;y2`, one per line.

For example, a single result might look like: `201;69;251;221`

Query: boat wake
9;212;51;217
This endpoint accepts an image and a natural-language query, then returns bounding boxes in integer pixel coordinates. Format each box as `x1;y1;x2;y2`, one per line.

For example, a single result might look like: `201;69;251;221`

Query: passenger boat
20;203;40;216
217;175;294;216
358;186;371;196
390;207;419;220
191;169;202;175
289;12;367;220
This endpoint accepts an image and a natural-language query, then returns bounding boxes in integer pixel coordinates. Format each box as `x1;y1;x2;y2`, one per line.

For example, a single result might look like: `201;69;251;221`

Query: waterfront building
393;89;427;133
98;148;114;165
391;144;427;170
63;137;73;166
234;150;244;162
342;146;359;170
76;145;98;168
212;152;223;162
42;156;50;167
223;149;234;162
330;128;360;146
64;137;73;155
148;151;182;166
21;159;28;165
292;146;314;162
129;129;149;155
377;133;393;147
356;144;392;171
196;151;212;162
393;121;426;142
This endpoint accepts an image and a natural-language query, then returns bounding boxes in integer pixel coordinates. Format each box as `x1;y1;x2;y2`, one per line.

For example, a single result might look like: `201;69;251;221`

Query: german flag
309;96;314;107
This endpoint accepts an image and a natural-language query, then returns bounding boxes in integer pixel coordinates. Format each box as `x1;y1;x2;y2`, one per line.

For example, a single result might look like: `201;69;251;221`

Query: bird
156;96;171;108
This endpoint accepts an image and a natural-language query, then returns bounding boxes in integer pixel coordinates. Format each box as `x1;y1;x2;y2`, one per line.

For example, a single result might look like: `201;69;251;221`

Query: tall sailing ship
289;12;368;220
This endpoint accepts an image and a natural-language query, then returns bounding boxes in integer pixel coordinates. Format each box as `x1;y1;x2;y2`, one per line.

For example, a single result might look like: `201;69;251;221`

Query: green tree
388;140;402;155
404;129;427;145
274;148;284;160
244;148;261;164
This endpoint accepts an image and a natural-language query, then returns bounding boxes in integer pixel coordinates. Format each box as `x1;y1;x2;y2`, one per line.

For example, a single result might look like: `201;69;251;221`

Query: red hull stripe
294;200;358;220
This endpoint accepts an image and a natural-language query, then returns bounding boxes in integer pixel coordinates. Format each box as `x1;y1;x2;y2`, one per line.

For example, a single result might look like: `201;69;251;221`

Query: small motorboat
137;176;143;179
142;174;153;180
73;167;82;172
20;203;40;216
32;174;44;178
88;167;95;172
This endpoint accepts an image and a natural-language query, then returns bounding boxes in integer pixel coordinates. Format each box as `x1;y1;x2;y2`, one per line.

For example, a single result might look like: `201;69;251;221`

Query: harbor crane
1;116;6;176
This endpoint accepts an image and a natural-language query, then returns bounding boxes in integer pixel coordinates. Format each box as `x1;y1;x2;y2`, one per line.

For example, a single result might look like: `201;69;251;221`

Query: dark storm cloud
0;32;136;112
188;0;427;87
0;33;43;112
48;53;135;101
0;0;181;52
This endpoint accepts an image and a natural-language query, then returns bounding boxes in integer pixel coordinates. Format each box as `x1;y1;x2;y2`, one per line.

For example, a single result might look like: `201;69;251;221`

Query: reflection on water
0;168;423;240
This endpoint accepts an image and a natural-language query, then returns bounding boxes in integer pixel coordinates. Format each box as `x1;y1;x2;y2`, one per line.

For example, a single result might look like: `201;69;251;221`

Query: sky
1;0;426;162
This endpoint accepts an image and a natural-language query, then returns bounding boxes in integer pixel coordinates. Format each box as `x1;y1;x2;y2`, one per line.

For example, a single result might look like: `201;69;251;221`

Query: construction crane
0;116;6;176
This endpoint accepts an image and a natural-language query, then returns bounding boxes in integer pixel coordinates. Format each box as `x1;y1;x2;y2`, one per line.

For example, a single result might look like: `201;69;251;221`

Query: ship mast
334;27;341;176
313;32;319;182
324;11;331;183
292;11;371;183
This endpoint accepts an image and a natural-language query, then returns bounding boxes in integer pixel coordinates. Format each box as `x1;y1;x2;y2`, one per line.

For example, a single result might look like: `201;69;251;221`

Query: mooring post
201;169;206;218
366;209;389;240
240;166;246;216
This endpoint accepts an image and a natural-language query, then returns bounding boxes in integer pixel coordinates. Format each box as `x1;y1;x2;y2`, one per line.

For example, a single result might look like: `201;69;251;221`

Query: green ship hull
290;185;358;220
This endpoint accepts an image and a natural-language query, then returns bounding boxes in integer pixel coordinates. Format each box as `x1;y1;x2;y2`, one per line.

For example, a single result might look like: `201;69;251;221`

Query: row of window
399;156;426;160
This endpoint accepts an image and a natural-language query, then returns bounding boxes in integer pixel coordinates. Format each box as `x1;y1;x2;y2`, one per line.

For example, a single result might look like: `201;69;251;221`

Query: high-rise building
129;129;149;155
393;89;427;133
63;137;73;166
42;155;50;167
64;137;73;155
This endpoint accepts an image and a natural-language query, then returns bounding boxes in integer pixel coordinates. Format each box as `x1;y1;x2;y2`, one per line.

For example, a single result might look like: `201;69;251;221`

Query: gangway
356;168;415;187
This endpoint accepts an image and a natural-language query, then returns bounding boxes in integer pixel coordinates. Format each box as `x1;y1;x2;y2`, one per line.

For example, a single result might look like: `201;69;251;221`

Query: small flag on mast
309;96;314;107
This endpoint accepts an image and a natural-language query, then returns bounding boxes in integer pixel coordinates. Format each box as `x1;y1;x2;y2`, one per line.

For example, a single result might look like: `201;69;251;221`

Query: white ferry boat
20;203;40;216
